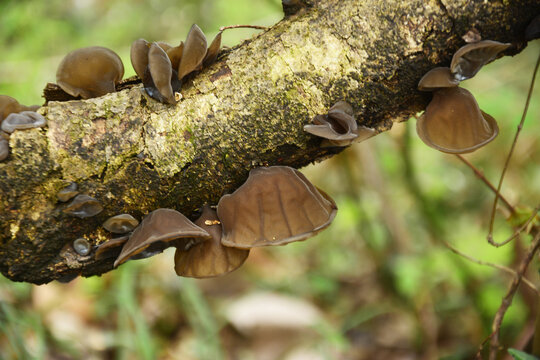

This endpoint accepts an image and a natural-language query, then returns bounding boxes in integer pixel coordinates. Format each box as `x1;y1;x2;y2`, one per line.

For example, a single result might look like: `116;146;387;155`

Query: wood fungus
174;205;249;278
178;24;208;80
103;214;139;234
73;238;91;256
417;67;460;91
63;194;104;218
95;236;129;261
56;46;124;99
114;208;211;267
304;101;375;146
57;182;78;202
0;132;9;162
450;40;511;81
217;166;337;249
526;14;540;40
416;87;498;154
144;43;179;104
1;111;46;133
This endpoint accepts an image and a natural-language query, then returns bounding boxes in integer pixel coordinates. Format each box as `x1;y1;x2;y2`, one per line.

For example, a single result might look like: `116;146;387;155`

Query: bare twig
484;231;540;360
488;51;540;247
219;24;268;32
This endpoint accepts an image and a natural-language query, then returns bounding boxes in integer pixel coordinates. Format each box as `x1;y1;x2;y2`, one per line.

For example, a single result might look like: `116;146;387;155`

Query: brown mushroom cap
95;236;129;260
1;111;46;133
0;95;21;121
203;32;222;67
63;194;104;218
450;40;511;81
114;208;211;267
418;67;460;91
103;214;140;234
57;182;78;202
174;205;249;278
130;39;151;79
166;42;184;71
416;87;499;154
178;24;208;80
217;166;337;249
146;43;176;104
56;46;124;99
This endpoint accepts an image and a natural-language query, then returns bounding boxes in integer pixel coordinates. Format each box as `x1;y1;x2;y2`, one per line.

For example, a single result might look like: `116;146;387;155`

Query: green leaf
508;348;540;360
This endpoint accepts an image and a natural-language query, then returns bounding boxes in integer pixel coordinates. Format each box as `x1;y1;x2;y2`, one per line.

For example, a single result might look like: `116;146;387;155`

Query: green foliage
509;348;540;360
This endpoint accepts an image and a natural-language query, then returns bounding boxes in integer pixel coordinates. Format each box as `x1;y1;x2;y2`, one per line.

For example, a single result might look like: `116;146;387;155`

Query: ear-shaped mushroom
103;214;139;234
450;40;511;81
0;95;21;121
143;43;177;104
114;208;211;267
166;42;184;71
57;182;78;202
217;166;337;249
0;132;9;162
203;32;222;67
178;24;208;80
63;194;103;218
526;14;540;40
56;46;124;99
95;236;129;260
416;87;498;154
304;101;375;146
130;39;151;79
1;111;46;133
174;205;249;278
418;67;460;91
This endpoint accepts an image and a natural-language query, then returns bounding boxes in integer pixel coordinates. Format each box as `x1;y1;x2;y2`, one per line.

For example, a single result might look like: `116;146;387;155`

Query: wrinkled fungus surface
73;238;91;256
1;111;46;133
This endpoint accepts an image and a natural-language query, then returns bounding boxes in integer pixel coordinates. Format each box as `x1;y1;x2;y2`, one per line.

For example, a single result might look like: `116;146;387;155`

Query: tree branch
1;0;539;284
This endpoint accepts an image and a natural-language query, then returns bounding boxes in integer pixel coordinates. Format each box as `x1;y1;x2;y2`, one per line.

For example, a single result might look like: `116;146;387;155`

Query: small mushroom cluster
304;101;376;146
55;46;124;99
416;39;510;154
0;95;45;162
130;24;222;104
94;166;337;278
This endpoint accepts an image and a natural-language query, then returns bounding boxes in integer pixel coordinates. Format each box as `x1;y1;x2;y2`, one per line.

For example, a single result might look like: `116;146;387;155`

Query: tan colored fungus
57;182;78;202
450;40;511;81
1;111;46;133
166;42;184;71
0;95;21;121
147;43;176;104
203;32;222;67
95;236;129;260
114;208;211;267
63;194;104;218
103;214;139;234
174;205;249;278
418;67;460;91
416;87;499;154
178;24;208;80
56;46;124;99
217;166;337;249
130;39;151;79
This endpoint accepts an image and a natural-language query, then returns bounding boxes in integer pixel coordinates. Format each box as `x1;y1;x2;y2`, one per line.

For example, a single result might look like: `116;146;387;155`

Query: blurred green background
1;1;539;359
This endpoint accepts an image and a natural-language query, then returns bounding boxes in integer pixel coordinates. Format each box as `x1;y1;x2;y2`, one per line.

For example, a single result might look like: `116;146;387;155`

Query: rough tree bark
0;0;538;284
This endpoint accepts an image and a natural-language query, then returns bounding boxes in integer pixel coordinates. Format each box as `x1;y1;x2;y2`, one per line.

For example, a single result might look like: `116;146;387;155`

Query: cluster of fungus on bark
0;94;44;161
416;39;510;154
130;24;222;105
90;166;337;279
55;46;124;99
304;101;376;147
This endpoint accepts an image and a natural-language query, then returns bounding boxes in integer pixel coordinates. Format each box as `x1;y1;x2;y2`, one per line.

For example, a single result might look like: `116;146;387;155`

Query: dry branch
1;0;539;284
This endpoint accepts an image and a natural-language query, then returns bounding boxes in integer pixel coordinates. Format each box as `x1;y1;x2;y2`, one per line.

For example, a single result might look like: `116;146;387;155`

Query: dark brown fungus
1;111;46;133
103;214;139;234
166;42;184;70
304;101;375;146
144;43;177;104
217;166;337;249
73;238;91;256
56;46;124;99
64;194;104;218
0;133;9;162
130;39;151;79
178;24;208;80
114;208;211;267
57;182;79;202
450;40;511;81
95;236;129;260
416;87;498;154
418;67;460;91
174;205;249;278
203;32;222;67
526;14;540;40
